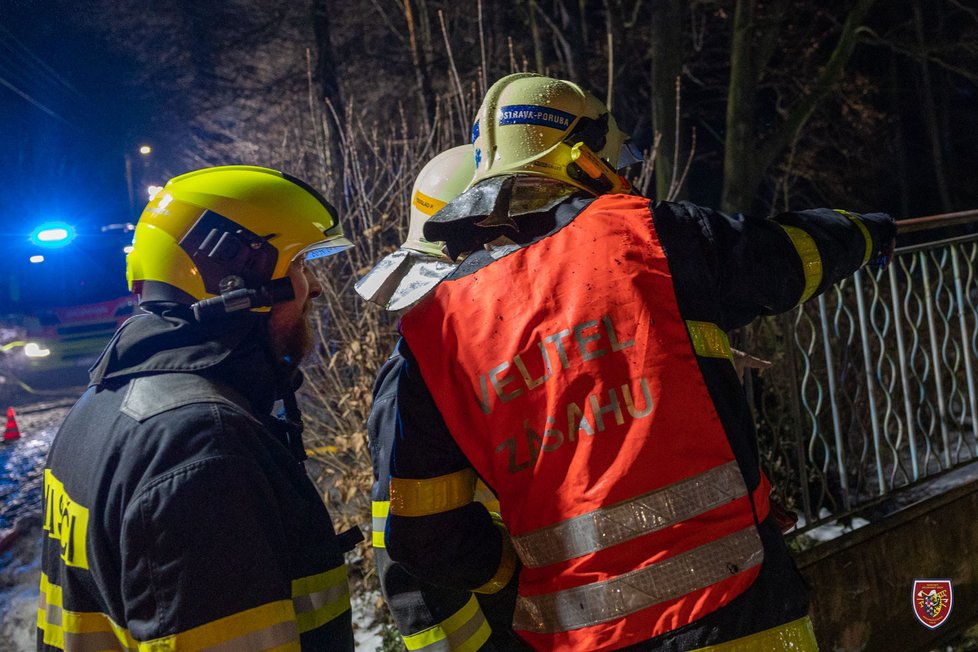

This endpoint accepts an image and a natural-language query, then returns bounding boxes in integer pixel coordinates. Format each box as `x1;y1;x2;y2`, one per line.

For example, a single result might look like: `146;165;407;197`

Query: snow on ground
0;401;72;652
352;589;389;650
793;508;871;543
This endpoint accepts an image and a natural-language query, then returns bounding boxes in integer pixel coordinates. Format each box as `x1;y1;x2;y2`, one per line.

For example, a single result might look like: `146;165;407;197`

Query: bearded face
268;260;322;368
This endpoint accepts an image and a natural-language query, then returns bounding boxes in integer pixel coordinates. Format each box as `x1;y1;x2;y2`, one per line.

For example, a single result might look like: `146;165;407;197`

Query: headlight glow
24;342;51;358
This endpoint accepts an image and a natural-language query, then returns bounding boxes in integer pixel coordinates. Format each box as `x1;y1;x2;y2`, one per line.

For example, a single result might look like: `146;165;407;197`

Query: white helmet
403;145;476;258
354;145;474;311
469;73;636;195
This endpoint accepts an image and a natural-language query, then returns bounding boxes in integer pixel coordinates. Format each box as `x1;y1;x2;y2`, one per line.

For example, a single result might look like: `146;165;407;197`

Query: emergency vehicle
0;221;137;383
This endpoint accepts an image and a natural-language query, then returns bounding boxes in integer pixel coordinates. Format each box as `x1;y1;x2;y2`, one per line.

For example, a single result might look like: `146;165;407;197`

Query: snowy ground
0;401;72;652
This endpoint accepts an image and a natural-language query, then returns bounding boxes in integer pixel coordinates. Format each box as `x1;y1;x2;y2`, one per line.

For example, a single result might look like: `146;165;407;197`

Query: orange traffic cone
3;407;20;442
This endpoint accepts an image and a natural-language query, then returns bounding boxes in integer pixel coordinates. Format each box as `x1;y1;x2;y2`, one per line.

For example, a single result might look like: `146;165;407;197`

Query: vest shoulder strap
120;373;256;423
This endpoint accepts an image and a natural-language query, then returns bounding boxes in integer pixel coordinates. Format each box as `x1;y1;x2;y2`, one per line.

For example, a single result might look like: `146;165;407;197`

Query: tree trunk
528;0;545;73
403;0;435;124
721;0;760;212
311;0;344;168
649;0;685;200
889;53;911;218
913;0;953;211
722;0;876;213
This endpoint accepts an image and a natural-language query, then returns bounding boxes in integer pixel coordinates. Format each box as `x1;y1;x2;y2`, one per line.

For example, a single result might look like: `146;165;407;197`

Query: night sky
0;4;156;238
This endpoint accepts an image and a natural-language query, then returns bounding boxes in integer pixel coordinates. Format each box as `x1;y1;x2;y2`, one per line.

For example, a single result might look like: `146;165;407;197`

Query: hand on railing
731;348;772;384
858;212;897;270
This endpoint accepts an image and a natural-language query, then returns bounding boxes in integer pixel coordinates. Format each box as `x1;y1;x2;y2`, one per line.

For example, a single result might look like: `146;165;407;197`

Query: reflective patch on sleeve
292;565;351;634
401;594;491;652
473;520;518;595
38;572;138;651
685;321;734;363
142;599;300;650
39;571;313;651
372;501;390;548
389;469;476;517
834;209;874;266
779;224;823;304
43;469;90;570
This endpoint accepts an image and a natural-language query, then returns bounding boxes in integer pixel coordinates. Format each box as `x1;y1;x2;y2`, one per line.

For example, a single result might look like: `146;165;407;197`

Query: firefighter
38;166;360;651
357;146;527;650
385;73;896;651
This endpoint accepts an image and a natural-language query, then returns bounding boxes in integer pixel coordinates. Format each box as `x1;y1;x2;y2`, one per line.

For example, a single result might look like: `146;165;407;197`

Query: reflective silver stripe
403;594;491;651
513;526;764;633
204;621;300;652
444;607;489;651
63;630;129;652
373;500;390;547
293;582;350;616
39;597;136;651
512;461;747;568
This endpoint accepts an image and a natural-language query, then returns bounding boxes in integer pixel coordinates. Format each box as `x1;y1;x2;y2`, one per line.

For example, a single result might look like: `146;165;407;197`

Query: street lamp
126;144;154;218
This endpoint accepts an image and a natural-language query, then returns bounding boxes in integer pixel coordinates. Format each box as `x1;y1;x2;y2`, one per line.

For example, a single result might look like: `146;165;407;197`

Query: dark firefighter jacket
369;351;528;651
386;193;895;651
38;306;355;651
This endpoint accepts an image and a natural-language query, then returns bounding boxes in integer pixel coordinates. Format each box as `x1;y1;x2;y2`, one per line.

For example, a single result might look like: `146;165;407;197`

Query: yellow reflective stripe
140;600;299;650
779;224;823;304
390;469;476;517
691;616;818;651
40;572;308;651
372;501;390;548
38;572;138;650
414;190;448;217
291;566;351;634
686;321;734;363
402;594;491;652
473;520;517;595
474;479;500;513
835;209;873;266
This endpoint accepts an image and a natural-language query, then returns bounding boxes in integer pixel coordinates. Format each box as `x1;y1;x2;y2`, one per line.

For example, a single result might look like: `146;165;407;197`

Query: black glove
860;212;897;270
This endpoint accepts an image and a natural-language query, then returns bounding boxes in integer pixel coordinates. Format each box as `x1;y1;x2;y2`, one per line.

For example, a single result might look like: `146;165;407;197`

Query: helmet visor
298;236;354;261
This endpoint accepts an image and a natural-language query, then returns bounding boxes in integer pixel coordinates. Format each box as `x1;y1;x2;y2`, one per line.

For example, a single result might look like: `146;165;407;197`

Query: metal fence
750;212;978;533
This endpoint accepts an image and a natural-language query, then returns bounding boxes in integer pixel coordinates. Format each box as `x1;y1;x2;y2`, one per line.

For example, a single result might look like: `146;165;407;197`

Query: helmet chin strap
188;273;309;461
191;276;295;321
274;378;308;463
250;299;309;464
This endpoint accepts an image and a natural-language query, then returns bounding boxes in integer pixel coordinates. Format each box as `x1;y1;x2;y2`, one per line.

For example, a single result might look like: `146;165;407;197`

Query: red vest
399;194;770;651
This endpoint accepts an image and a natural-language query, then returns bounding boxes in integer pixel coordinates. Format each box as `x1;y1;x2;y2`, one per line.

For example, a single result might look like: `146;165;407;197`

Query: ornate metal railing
750;210;978;536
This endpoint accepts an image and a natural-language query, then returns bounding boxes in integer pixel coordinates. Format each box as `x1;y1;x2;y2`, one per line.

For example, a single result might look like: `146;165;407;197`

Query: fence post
817;293;851;511
780;311;814;523
889;259;921;481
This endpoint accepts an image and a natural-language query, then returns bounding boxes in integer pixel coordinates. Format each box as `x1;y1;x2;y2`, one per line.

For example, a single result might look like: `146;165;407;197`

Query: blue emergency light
31;222;76;248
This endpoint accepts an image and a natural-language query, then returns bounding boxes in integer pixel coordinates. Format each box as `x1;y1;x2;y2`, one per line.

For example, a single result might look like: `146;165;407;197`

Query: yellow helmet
470;73;635;195
403;145;475;258
126;165;352;313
